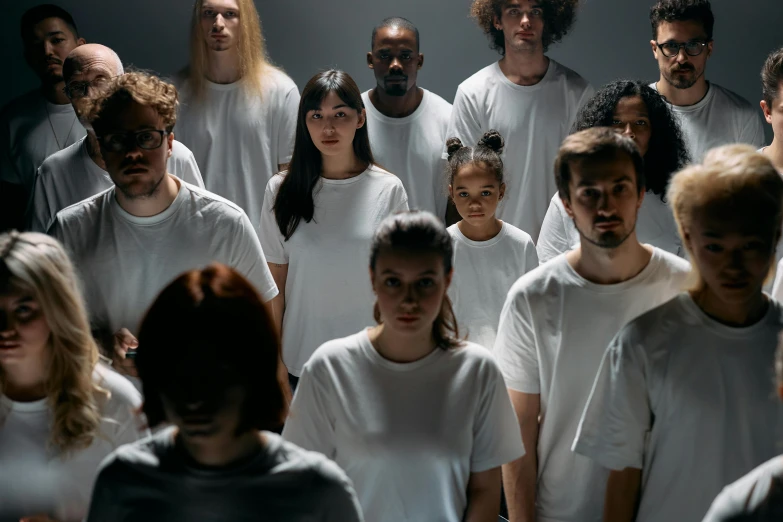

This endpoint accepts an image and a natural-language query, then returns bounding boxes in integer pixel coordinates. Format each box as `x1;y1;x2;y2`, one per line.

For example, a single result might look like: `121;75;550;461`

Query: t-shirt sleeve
433;156;449;220
29;166;52;232
572;329;651;471
773;259;783;302
317;458;366;522
443;86;483;159
257;178;288;264
281;363;337;459
494;289;540;393
173;148;205;188
276;84;300;166
230;210;279;302
537;195;573;264
471;358;525;472
524;240;539;273
739;109;767;149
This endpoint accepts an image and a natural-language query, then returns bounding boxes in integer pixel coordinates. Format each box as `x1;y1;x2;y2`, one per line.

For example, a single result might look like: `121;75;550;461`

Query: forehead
691;200;779;236
570;154;636;184
202;0;239;9
454;162;499;184
375;248;445;273
69;55;117;79
0;285;34;306
310;91;351;111
374;26;417;48
101;100;163;131
503;0;541;9
613;96;649;115
656;19;708;41
28;17;74;41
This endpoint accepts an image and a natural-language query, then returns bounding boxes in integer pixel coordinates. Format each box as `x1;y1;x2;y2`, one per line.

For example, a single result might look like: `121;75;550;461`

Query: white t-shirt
362;88;451;218
536;192;683;263
86;426;364;522
702;455;783;522
0;364;147;522
257;165;408;375
174;68;299;227
282;329;524;522
770;259;783;300
650;82;765;161
447;60;594;241
51;179;278;338
495;249;690;522
30;137;205;233
573;294;783;522
447;222;538;350
0;89;87;196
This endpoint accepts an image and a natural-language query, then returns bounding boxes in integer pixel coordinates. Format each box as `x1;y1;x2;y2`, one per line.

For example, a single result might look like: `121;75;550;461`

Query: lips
124;167;147;175
398;315;420;324
322;140;339;145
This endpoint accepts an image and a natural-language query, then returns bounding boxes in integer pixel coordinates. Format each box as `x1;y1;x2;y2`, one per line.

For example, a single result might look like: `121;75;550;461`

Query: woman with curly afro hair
537;79;691;263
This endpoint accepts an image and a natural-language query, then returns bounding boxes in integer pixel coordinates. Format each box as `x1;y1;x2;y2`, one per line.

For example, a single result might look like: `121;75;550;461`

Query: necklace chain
43;100;78;150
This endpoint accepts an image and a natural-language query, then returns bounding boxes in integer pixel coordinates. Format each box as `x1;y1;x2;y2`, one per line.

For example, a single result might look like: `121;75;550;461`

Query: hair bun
479;130;504;154
446;137;464;160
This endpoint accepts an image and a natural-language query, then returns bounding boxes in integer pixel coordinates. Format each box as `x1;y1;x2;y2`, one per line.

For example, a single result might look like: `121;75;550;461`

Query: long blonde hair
187;0;270;99
0;232;106;454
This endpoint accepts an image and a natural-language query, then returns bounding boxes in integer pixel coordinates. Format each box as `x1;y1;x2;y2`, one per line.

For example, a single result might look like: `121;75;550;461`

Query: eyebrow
454;184;496;189
577;175;633;186
381;269;438;276
312;104;348;111
12;296;34;305
45;31;66;37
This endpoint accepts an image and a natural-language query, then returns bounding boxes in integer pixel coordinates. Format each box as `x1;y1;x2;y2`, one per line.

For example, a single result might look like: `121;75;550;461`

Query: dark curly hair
571;79;690;201
470;0;579;55
446;130;505;185
650;0;714;40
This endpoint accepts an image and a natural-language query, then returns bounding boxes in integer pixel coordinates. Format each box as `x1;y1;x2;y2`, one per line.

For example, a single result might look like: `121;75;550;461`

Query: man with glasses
649;0;764;160
29;44;204;232
50;71;278;385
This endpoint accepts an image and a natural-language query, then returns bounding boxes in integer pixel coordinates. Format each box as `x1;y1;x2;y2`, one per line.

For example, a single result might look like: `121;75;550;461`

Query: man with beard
0;4;86;232
50;72;278;384
649;0;764;160
362;17;451;220
494;128;690;522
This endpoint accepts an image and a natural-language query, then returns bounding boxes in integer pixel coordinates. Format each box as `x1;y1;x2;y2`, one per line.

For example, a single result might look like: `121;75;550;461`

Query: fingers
112;328;139;378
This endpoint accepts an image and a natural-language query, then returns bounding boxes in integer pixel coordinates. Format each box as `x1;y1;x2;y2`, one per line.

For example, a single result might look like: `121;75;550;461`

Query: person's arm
502;391;540;522
464;467;502;522
537;195;575;264
604;468;642;522
28;166;52;232
268;262;287;337
278;163;289;173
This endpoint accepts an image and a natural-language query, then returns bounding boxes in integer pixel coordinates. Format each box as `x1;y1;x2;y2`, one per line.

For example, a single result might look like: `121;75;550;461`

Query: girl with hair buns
446;130;538;350
283;210;524;522
0;232;147;522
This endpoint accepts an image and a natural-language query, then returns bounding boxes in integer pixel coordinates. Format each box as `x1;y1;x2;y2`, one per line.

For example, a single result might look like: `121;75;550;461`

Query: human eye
335;111;346;118
582;188;599;199
613;183;629;194
508;8;520;16
400;53;412;61
137;131;157;146
744;240;766;251
635;119;648;126
224;10;238;18
611;119;624;127
417;278;436;288
202;9;215;17
458;191;469;198
705;243;723;253
531;8;543;16
52;37;65;44
481;190;492;197
310;112;322;119
384;277;401;287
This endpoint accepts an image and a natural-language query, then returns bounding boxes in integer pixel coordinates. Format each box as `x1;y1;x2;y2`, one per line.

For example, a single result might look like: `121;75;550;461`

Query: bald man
29;44;205;232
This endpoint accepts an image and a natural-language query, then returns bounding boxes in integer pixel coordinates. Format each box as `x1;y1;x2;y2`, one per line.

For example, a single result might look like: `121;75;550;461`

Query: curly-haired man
446;0;593;242
649;0;764;160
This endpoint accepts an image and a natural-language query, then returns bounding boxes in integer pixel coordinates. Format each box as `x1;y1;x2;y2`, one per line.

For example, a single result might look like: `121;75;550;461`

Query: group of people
1;0;783;520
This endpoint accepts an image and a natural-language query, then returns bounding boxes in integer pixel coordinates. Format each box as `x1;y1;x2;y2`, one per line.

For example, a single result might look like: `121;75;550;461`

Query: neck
765;139;783;172
177;428;264;468
690;287;768;327
41;81;70;105
116;174;180;217
321;151;367;180
369;323;436;364
85;132;106;170
656;77;709;107
2;359;49;402
498;49;549;86
369;86;424;118
567;235;653;284
458;217;502;242
205;50;242;84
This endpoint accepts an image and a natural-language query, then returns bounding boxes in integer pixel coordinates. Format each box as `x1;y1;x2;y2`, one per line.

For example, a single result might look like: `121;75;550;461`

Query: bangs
301;75;362;114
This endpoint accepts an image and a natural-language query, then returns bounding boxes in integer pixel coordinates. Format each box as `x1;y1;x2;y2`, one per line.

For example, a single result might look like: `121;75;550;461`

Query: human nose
213;14;225;30
390;58;403;72
43;40;56;56
0;313;15;338
622;123;635;139
520;12;532;26
675;46;690;63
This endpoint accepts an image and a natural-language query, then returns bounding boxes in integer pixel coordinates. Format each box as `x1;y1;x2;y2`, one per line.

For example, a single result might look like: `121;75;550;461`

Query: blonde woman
573;145;783;522
0;232;147;522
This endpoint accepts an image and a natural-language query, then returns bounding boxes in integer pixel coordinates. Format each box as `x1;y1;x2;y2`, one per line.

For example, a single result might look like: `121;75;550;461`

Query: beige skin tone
24;17;86;105
369;249;501;521
504;154;650;522
650;20;713;107
448;163;506;242
761;82;783;171
494;0;549;86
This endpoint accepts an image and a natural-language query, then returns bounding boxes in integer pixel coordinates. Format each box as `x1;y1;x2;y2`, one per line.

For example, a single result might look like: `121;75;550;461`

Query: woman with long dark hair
257;69;408;388
537;79;690;262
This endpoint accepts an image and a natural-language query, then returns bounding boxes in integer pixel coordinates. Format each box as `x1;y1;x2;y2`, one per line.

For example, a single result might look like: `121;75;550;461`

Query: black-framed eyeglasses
98;130;169;152
64;76;119;100
655;40;711;58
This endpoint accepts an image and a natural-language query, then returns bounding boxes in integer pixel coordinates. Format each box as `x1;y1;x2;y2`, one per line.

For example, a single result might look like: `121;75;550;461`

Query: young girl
446;130;538;350
0;232;147;522
282;210;524;522
573;145;783;522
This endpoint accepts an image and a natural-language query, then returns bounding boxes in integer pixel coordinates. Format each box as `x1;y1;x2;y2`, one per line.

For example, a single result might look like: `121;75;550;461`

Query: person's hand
20;515;60;522
112;328;139;378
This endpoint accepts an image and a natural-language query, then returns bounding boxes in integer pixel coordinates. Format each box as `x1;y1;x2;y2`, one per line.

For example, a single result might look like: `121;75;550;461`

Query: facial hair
383;77;408;97
574;217;636;249
115;164;166;200
663;63;704;90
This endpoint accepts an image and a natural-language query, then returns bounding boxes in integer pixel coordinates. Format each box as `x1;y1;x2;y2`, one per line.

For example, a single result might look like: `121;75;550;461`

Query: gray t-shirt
86;427;364;522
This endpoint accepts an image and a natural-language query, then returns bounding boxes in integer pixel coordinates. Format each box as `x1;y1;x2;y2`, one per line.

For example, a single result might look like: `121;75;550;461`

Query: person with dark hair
447;0;593;241
363;17;452;220
49;72;278;386
1;4;86;232
574;145;783;522
86;263;364;521
649;0;764;160
283;210;523;522
257;69;408;390
445;130;538;351
760;46;783;172
495;128;690;522
538;79;690;262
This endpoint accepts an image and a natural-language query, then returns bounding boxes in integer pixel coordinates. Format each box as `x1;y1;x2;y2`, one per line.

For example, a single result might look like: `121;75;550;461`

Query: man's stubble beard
663;65;705;90
574;219;637;250
116;171;166;201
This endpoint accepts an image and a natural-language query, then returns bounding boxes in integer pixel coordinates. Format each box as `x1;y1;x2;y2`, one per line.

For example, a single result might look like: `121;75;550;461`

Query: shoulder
171;139;195;159
651;247;692;276
367;164;405;188
181;182;247;219
422;89;453;113
268;433;356;490
262;66;298;93
710;83;758;113
0;89;41;122
97;428;172;479
447;223;460;239
38;139;83;177
617;294;688;348
549;60;590;87
93;364;143;413
265;171;287;195
458;64;499;94
502;223;536;246
308;331;366;368
55;187;112;224
707;456;783;520
507;255;568;299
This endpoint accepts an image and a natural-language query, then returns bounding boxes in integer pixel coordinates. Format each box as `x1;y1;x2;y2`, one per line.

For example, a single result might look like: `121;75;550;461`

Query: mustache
384;75;408;81
594;216;623;225
672;64;695;72
46;57;62;65
120;159;149;169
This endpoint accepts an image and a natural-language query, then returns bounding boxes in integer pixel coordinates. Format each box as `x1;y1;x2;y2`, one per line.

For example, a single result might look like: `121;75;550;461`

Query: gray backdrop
2;0;780;142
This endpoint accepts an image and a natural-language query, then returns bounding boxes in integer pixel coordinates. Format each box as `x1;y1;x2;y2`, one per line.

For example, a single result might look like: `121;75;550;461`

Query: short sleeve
276;84;300;165
494;288;541;393
281;361;337;459
471;358;525;472
537;195;575;264
571;329;651;471
229;210;279;302
432;156;449;220
29;166;53;232
523;240;539;273
170;144;205;188
740;109;766;149
443;86;483;159
773;259;783;302
0;113;20;184
317;458;365;522
257;177;288;264
391;180;409;213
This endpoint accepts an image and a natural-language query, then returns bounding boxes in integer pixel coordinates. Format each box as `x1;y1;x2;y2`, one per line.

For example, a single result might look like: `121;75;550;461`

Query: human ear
357;109;366;129
499;182;506;200
366;52;373;69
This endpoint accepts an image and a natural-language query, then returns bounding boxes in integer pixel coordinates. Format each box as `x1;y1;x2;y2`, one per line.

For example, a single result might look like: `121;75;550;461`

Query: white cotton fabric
362;88;451;219
702;455;783;522
282;329;524;522
257;165;408;376
447;222;538;350
446;60;594;241
650;82;765;161
0;364;147;522
51;179;278;338
536;192;683;263
86;427;364;522
573;293;783;522
0;89;87;195
30;137;205;232
174;69;299;227
495;249;690;522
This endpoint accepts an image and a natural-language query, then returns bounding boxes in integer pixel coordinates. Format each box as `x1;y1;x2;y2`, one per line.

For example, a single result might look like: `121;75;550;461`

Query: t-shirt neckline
680;292;777;338
111;178;187;226
363;89;430;125
0;394;49;413
204;78;243;92
358;328;445;372
450;221;508;248
652;81;715;113
320;167;371;185
561;247;664;294
492;58;556;92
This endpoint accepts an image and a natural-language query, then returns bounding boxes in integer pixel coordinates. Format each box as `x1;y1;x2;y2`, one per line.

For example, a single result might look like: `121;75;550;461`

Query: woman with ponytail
283;210;524;522
446;130;538;350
